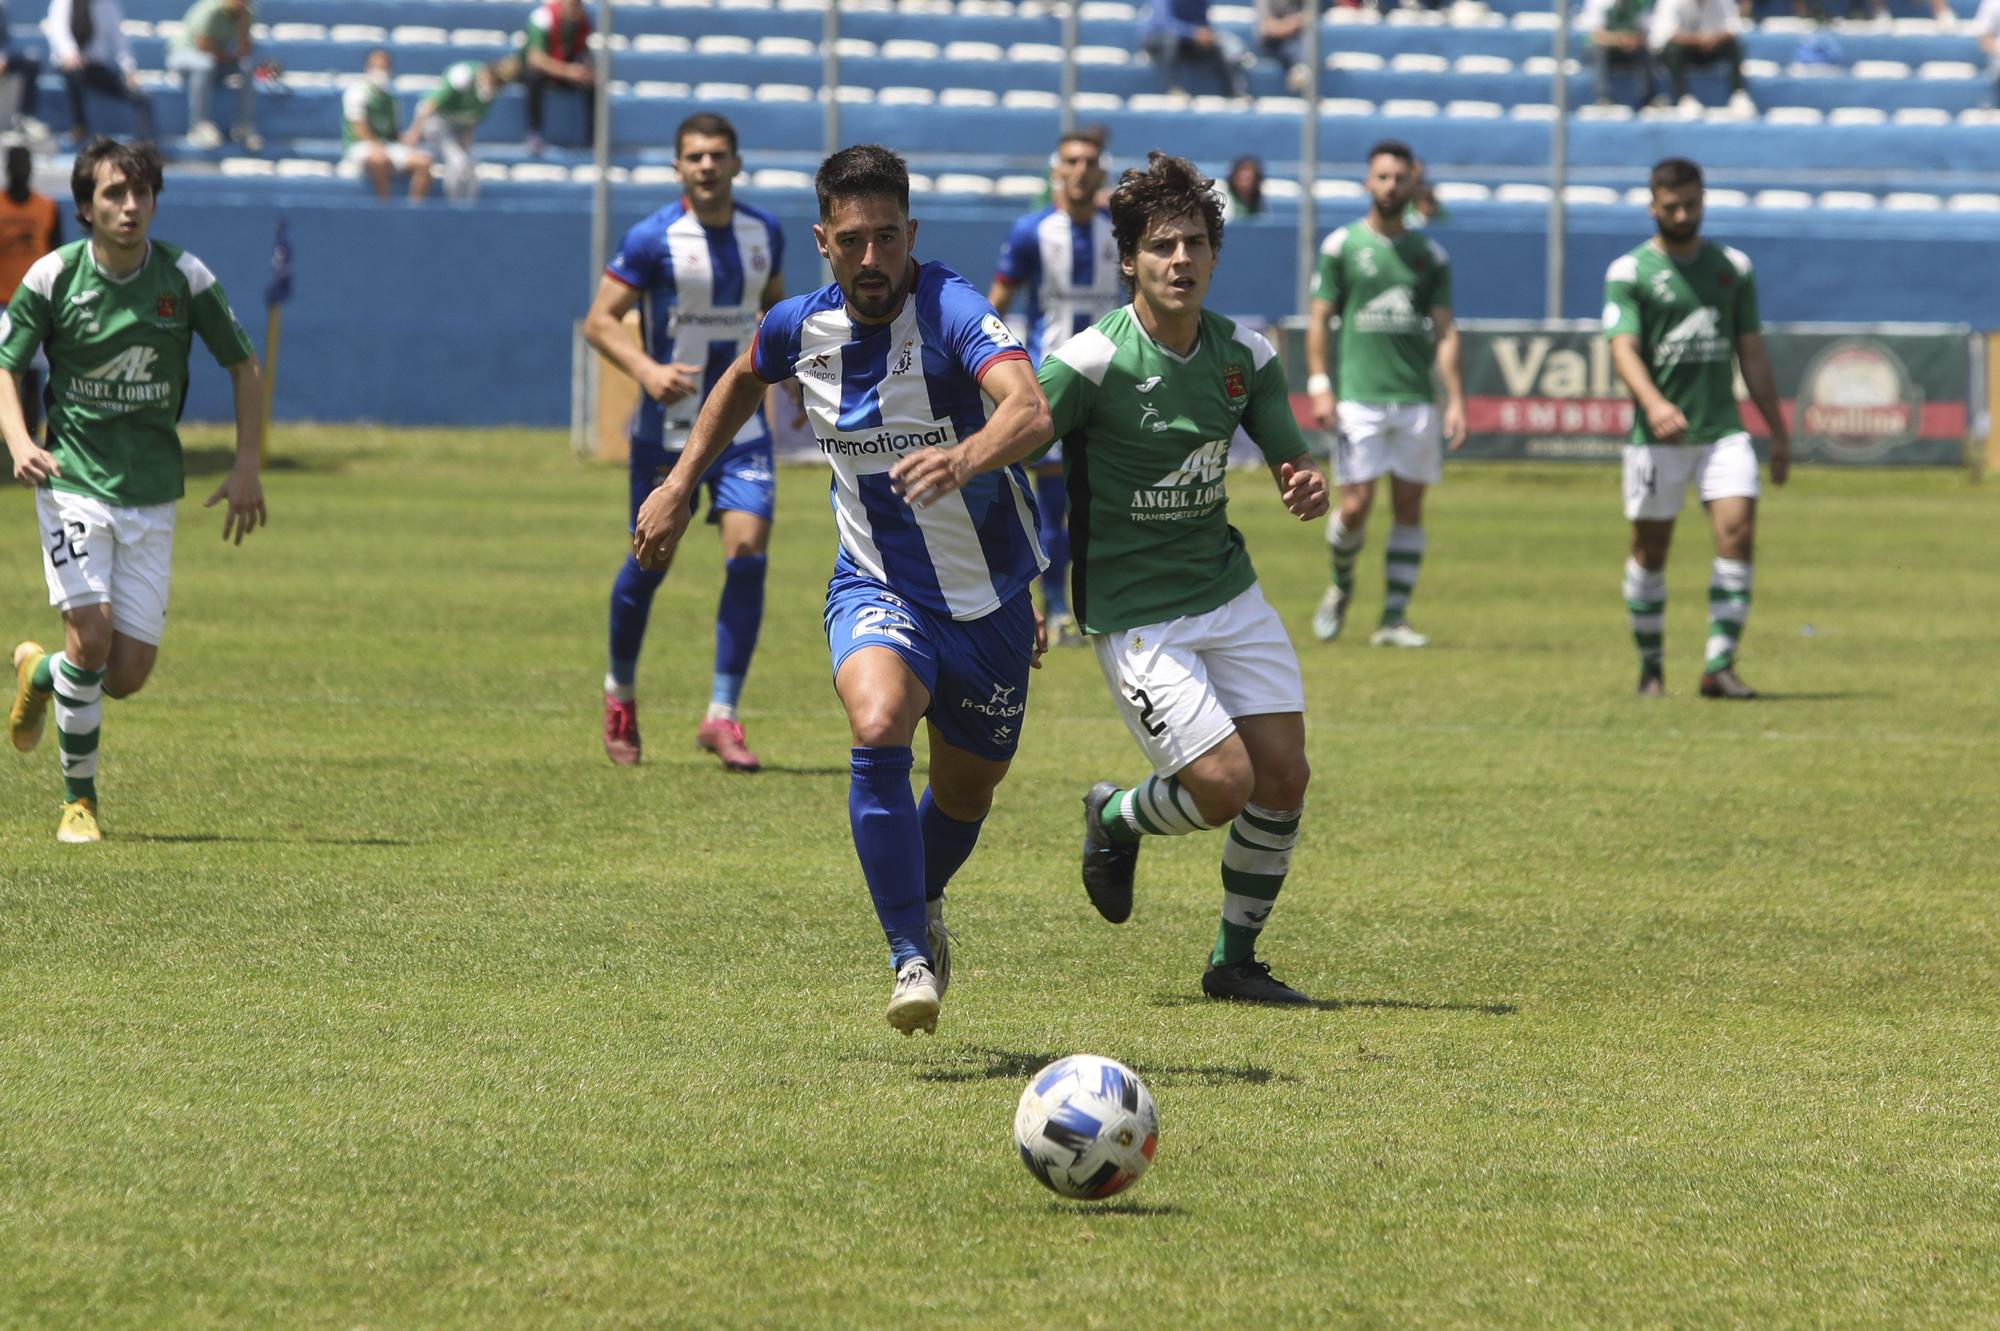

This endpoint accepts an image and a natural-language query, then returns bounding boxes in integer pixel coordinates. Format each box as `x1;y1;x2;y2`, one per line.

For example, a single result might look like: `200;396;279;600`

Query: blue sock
918;787;984;904
711;553;767;709
608;555;666;690
849;746;927;969
1035;471;1069;617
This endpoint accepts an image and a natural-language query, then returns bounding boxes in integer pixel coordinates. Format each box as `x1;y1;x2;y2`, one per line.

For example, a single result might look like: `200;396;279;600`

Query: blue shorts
824;570;1036;762
629;434;776;530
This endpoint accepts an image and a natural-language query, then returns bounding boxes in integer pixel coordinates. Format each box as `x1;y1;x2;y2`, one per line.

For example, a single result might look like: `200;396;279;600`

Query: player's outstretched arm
0;370;57;487
1432;306;1467;449
889;358;1051;509
1272;456;1330;521
633;348;767;570
202;358;267;545
1610;335;1687;443
1736;332;1789;486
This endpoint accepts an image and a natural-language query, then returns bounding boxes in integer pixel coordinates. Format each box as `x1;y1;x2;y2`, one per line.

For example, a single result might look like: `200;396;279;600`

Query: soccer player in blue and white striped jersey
987;131;1121;647
584;113;786;772
633;144;1053;1037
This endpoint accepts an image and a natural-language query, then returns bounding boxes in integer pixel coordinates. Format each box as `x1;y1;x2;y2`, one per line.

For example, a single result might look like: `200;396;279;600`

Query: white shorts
1335;400;1442;487
1090;582;1305;778
35;488;176;645
341;140;417;171
1622;433;1760;521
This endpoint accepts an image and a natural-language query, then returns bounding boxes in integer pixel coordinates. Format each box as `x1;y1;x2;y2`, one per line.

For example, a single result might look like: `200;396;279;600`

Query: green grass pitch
1;428;1995;1329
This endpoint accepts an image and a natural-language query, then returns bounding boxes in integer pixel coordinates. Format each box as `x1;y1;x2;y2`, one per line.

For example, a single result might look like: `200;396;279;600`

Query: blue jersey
605;199;783;448
994;206;1122;366
752;261;1046;621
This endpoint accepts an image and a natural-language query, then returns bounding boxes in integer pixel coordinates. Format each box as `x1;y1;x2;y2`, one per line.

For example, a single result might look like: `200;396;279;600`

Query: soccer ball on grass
1013;1055;1158;1200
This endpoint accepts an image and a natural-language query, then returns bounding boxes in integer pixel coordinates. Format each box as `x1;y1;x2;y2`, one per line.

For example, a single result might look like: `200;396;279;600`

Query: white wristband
1306;374;1332;396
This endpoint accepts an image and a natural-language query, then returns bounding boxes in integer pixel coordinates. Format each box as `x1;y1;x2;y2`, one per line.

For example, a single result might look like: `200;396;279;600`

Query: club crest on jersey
156;295;176;319
1223;365;1246;400
892;339;915;376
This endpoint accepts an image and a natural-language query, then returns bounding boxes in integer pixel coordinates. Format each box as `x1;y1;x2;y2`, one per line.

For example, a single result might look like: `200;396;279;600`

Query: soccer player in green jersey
1604;157;1789;699
405;57;516;203
892;153;1330;1005
1304;139;1465;649
3;139;265;843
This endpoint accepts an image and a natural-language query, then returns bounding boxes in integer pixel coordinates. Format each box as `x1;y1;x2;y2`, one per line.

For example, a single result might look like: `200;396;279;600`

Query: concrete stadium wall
165;194;1999;427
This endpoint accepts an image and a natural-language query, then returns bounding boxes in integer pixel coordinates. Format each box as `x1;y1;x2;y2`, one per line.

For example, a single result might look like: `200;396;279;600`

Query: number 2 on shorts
1128;686;1167;737
46;520;85;568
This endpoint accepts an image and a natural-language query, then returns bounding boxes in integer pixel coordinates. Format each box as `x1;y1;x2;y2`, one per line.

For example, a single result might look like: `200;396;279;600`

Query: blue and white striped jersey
605;198;784;448
993;206;1122;367
752;261;1046;621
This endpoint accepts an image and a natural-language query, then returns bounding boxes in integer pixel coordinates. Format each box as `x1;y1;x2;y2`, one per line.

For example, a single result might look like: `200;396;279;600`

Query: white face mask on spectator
368;69;392;92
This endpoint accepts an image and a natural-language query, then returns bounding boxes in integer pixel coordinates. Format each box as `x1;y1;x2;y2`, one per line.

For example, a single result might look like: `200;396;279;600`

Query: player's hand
203;464;266;544
9;441;60;488
888;445;968;510
641;362;703;406
1278;461;1330;520
1309;388;1336;429
632;481;691;571
1030;607;1048;670
1769;435;1791;487
1443;399;1468;451
1644;399;1688;443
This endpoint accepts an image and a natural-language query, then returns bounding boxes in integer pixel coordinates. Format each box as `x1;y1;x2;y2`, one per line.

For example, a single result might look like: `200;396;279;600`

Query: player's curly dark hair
1108;152;1224;294
815;144;909;220
70;138;164;230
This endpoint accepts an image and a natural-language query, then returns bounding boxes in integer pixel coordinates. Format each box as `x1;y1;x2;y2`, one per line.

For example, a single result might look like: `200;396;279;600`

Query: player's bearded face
1365;155;1415;215
1650;185;1703;244
819;196;918;322
1125;212;1214;317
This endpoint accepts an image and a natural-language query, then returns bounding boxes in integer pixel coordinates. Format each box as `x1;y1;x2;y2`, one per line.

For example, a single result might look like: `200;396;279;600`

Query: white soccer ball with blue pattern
1013;1055;1158;1200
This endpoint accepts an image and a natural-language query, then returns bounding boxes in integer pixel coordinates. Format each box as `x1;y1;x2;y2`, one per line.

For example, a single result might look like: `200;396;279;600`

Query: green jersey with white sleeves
1036;304;1309;635
0;239;256;507
427;62;495;127
1602;240;1760;446
342;81;397;149
1310;220;1451;404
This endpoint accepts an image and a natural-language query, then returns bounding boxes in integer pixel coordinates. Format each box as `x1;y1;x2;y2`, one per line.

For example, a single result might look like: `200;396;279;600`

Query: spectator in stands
0;4;48;139
1648;0;1753;116
1141;0;1251;99
1225;155;1264;215
0;145;57;442
1976;0;2000;94
45;0;155;145
166;0;259;151
518;0;595;157
404;57;516;203
1253;0;1312;92
1582;0;1660;109
344;48;432;202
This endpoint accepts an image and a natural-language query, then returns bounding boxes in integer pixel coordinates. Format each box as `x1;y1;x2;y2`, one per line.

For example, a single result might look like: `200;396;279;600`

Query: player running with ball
633;145;1052;1036
5;140;266;843
893;152;1330;1005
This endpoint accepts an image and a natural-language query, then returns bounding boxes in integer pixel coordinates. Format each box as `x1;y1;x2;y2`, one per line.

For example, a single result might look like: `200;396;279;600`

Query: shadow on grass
1149;994;1516;1016
752;764;852;778
912;1046;1289;1087
121;832;414;846
1050;1201;1181;1218
1740;691;1882;703
184;445;331;477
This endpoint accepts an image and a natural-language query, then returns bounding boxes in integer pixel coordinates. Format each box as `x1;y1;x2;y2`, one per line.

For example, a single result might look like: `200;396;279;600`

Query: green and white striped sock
1327;513;1364;601
1706;558;1753;672
1381;523;1426;627
1624;558;1666;674
1101;773;1212;845
51;653;104;803
1213;802;1301;966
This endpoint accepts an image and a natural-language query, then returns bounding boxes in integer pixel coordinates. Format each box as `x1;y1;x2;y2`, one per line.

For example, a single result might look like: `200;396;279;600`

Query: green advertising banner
1280;322;1976;467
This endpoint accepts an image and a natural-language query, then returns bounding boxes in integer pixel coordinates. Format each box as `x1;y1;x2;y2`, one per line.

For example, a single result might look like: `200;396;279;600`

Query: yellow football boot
56;798;102;844
10;640;49;752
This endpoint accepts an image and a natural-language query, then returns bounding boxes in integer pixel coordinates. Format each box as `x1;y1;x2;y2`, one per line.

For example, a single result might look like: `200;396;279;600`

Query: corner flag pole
261;214;293;466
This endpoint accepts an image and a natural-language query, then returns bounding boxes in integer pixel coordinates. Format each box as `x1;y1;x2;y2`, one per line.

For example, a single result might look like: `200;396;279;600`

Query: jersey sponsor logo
81;346;159;383
70;291;98;307
1149;438;1230;489
1223;364;1246;400
1654;307;1730;366
1130;439;1231;522
799;351;838;384
1134;375;1163;393
71;345;172;407
1134;376;1170;433
1648;270;1677;304
1352;286;1423;334
816;424;950;457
